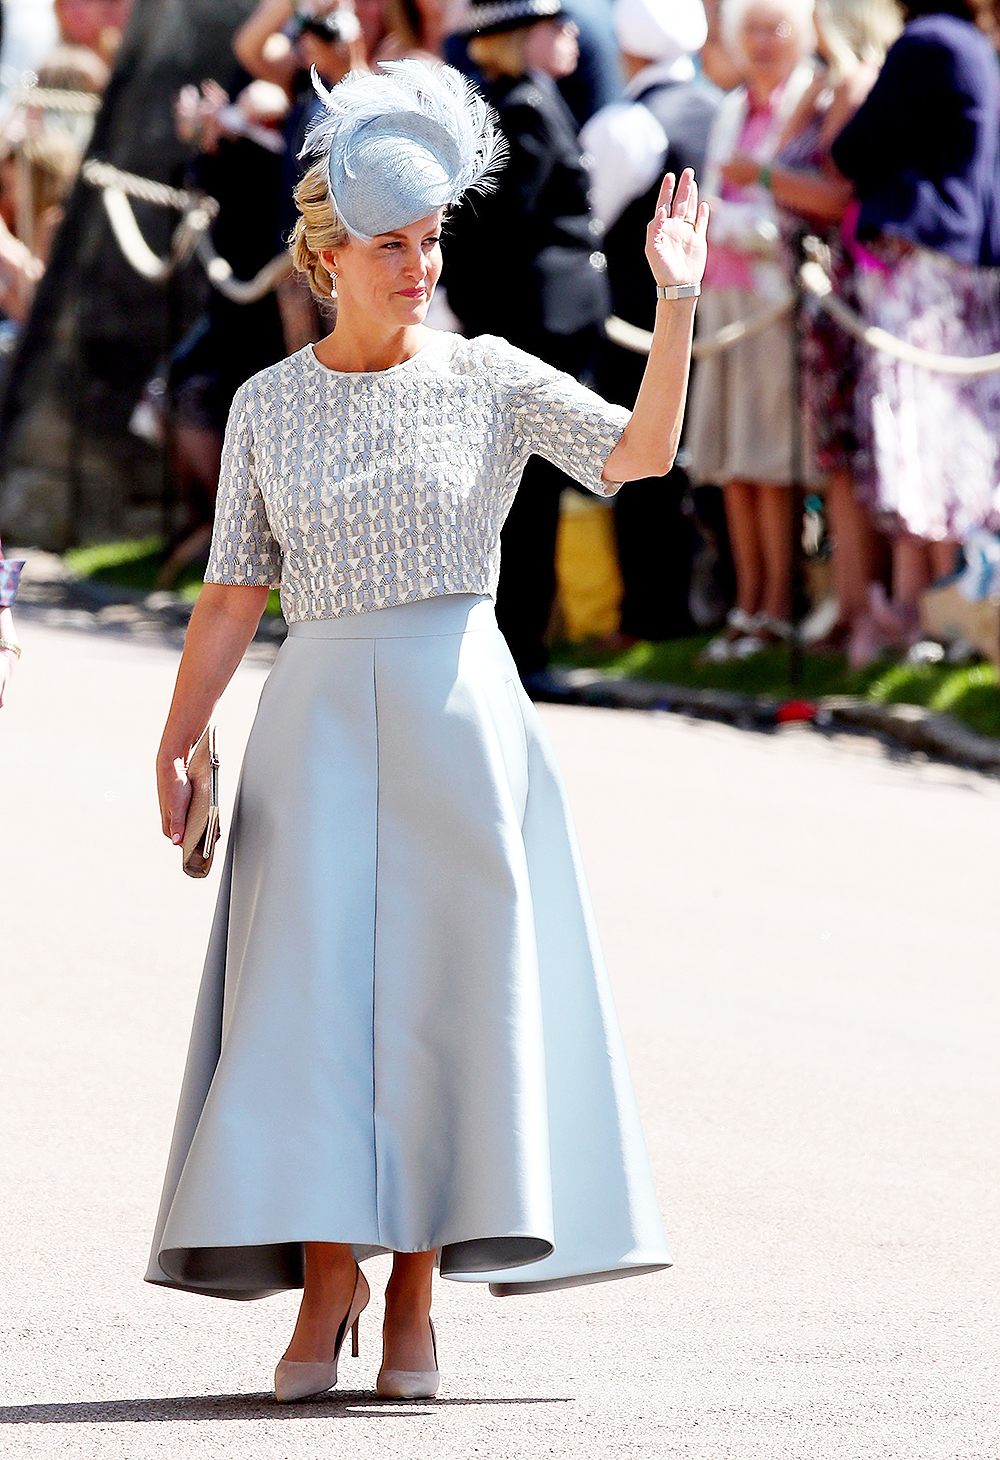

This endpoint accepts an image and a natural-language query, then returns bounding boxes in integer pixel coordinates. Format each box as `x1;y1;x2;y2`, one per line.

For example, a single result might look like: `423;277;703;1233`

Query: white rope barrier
81;159;215;216
100;187;178;282
99;187;216;282
10;85;100;115
84;160;290;301
194;235;293;303
799;260;1000;377
604;315;652;355
692;293;794;358
606;292;794;358
84;161;1000;368
608;261;1000;376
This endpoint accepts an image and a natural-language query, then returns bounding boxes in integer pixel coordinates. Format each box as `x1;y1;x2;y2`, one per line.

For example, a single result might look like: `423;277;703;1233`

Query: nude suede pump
376;1316;439;1399
274;1266;370;1403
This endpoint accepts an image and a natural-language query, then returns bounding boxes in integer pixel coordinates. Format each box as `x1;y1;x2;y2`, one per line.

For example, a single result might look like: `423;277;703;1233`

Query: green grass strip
64;540;1000;738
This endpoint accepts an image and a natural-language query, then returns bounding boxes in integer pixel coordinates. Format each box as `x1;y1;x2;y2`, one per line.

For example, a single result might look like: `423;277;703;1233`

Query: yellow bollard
554;490;624;643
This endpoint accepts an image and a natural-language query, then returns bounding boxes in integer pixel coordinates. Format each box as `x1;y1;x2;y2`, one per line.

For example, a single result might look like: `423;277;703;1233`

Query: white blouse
205;332;630;622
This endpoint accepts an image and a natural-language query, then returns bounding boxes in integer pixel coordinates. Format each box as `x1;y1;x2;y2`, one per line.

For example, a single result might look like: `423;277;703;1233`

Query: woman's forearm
769;163;853;224
158;583;268;763
602;169;708;483
233;0;297;88
0;218;43;321
157;583;269;842
602;296;698;482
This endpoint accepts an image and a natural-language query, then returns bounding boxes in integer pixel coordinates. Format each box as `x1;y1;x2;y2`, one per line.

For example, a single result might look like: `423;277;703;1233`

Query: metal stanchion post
160;244;180;547
67;293;84;548
787;229;808;688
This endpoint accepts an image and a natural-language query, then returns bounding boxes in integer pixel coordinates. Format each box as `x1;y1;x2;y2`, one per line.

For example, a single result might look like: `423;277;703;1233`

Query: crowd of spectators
7;0;1000;679
0;1;133;704
0;2;129;368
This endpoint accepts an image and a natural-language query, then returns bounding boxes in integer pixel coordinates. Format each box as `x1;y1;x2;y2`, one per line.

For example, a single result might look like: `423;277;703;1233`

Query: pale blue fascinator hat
300;60;506;241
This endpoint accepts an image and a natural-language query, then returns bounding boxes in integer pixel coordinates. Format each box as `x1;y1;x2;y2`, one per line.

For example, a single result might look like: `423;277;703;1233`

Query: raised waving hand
645;168;709;290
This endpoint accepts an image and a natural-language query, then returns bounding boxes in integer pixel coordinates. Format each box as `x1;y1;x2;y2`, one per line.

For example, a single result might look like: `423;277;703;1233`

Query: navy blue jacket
444;72;609;350
831;14;1000;266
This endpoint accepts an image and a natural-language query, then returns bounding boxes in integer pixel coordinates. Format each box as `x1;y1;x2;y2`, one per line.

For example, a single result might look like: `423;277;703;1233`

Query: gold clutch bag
182;726;221;878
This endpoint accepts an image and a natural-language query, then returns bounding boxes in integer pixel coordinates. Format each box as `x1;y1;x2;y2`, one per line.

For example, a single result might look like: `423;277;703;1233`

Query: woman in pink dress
687;0;815;661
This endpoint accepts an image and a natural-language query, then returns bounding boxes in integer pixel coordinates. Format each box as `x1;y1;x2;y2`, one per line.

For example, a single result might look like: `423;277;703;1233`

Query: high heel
376;1316;439;1399
274;1265;369;1403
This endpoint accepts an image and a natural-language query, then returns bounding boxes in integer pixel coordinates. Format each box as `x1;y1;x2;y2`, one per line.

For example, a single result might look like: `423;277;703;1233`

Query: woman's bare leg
826;470;875;625
929;539;959;582
870;534;955;648
723;479;764;617
893;537;957;620
892;535;937;627
383;1250;437;1371
757;483;793;623
282;1241;359;1362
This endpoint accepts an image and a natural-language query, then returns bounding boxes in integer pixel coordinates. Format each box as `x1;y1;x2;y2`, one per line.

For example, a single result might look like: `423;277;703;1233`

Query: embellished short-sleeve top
205;332;630;622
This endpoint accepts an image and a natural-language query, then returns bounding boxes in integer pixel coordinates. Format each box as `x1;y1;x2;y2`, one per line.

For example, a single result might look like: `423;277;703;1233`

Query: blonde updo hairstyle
291;158;351;301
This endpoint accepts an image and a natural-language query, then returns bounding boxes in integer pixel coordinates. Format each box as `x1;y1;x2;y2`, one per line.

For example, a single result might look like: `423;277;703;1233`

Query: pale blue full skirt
146;594;670;1300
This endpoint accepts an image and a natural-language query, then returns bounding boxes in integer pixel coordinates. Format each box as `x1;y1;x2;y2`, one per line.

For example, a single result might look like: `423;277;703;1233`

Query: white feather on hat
300;61;507;240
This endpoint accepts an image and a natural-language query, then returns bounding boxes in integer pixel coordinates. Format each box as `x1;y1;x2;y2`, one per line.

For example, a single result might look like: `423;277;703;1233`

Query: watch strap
655;282;701;301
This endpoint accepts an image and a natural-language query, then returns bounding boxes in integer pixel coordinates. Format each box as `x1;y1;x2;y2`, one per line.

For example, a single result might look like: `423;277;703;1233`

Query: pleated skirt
146;594;671;1300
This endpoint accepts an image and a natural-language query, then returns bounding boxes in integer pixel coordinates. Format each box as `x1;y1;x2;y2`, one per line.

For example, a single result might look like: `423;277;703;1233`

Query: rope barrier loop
606;291;794;358
83;160;290;301
799;258;1000;376
607;249;1000;376
194;235;293;304
604;315;653;355
98;186;213;282
86;160;1000;369
81;158;214;216
10;85;101;115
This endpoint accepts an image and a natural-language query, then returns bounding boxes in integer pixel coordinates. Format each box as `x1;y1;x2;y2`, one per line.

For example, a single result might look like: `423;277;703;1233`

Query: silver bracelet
655;283;701;301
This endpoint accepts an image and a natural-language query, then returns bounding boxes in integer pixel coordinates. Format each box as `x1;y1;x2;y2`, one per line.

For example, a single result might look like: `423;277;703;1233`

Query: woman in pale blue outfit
151;61;707;1403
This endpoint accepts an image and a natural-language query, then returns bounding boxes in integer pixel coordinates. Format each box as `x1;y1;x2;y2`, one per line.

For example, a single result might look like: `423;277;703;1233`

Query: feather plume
300;61;506;236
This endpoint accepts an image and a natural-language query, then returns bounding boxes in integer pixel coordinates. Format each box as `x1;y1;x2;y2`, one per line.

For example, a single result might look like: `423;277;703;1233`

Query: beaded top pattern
206;333;630;622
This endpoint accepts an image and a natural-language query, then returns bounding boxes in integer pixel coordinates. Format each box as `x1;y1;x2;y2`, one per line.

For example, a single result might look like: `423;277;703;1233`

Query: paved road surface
2;620;998;1458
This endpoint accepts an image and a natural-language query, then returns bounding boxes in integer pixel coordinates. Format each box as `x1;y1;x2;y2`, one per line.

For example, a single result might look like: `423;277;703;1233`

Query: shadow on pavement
0;1392;574;1423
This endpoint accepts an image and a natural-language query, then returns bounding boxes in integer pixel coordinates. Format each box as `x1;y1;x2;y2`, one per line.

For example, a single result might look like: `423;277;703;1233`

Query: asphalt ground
1;617;998;1458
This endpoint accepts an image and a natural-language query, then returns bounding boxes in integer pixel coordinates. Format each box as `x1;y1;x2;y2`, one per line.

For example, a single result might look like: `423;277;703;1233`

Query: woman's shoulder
442;332;550;383
706;84;749;149
714;83;749;122
891;12;993;67
880;14;1000;110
